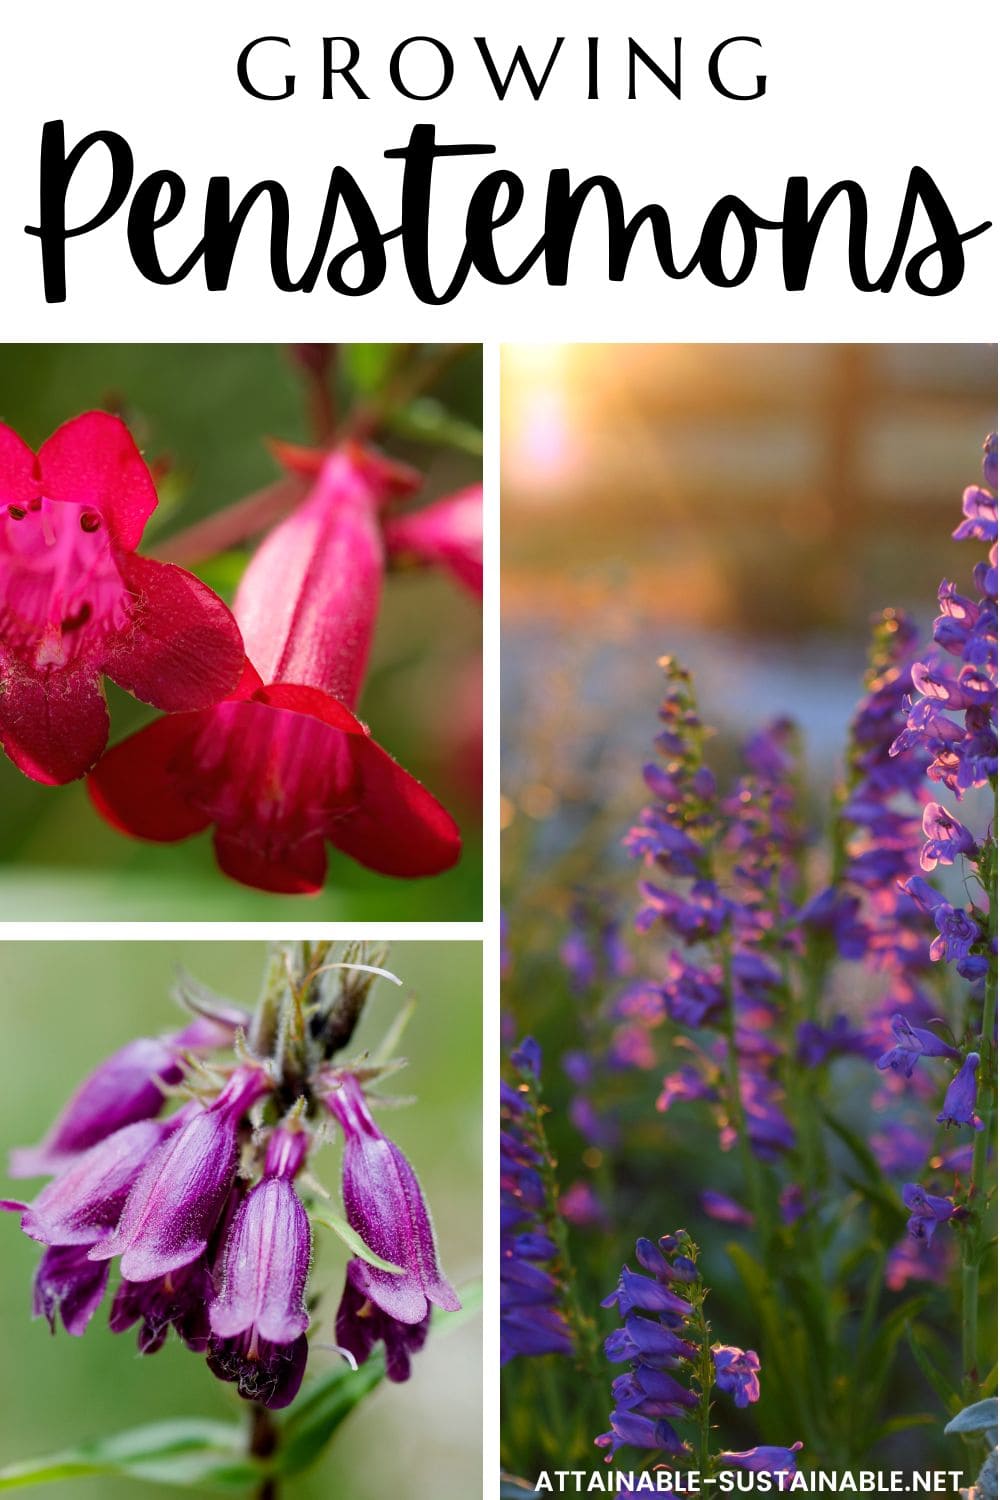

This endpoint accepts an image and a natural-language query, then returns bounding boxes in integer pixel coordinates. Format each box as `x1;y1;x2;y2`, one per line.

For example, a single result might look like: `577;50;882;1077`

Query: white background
0;0;995;341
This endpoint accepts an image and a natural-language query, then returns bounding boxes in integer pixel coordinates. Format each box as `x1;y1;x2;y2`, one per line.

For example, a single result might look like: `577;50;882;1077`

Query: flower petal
37;412;158;552
88;712;212;841
106;555;244;711
328;734;462;877
213;827;328;896
0;422;39;506
0;664;109;784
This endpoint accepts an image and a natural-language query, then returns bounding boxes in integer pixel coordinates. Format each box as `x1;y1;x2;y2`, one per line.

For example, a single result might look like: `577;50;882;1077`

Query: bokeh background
502;344;996;887
0;345;482;920
0;940;482;1498
500;344;997;1474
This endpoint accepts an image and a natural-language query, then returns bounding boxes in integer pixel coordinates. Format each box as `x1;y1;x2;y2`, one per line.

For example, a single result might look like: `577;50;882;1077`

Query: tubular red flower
0;412;244;784
88;446;462;894
384;485;484;597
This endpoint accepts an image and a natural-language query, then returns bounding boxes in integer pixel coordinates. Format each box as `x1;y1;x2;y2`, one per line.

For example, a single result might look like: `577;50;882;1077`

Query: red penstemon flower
88;443;462;894
0;412;244;784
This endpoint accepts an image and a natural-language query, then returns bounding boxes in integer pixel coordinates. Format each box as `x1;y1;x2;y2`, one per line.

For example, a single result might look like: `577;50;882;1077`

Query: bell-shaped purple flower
110;1254;214;1353
712;1344;762;1407
937;1052;983;1130
719;1444;803;1476
336;1260;431;1383
876;1014;960;1078
207;1127;312;1408
9;1013;246;1180
90;1068;270;1282
32;1243;111;1336
2;1115;179;1247
902;1184;958;1244
919;802;976;872
325;1074;460;1327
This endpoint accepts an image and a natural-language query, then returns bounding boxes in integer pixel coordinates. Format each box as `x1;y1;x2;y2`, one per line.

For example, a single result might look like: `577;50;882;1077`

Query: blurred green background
0;940;482;1498
0;345;482;920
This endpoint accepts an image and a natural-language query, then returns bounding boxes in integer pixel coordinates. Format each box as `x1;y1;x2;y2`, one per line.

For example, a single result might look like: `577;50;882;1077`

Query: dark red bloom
89;445;462;894
0;412;244;783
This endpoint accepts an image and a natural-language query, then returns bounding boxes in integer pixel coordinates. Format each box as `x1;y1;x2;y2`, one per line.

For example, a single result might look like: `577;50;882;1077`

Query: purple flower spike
33;1243;110;1336
7;1017;242;1181
720;1444;803;1476
937;1052;984;1130
336;1260;431;1383
325;1074;460;1327
2;1116;179;1247
712;1344;762;1407
90;1068;270;1282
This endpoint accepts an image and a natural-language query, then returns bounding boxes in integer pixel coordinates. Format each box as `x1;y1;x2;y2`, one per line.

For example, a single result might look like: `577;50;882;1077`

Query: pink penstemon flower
0;412;244;784
384;484;484;597
88;443;463;894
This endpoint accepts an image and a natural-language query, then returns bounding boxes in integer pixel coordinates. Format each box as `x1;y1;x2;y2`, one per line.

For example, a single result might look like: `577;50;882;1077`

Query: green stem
250;1404;280;1500
718;935;773;1246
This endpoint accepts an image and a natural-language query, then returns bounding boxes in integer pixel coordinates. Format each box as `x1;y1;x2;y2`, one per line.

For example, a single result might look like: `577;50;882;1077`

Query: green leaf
501;1480;544;1499
312;1210;406;1274
0;1418;258;1492
278;1285;480;1478
387;398;484;456
906;1322;962;1412
277;1356;387;1476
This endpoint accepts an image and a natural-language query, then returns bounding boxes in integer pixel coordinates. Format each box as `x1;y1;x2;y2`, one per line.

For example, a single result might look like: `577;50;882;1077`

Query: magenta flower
32;1242;111;1337
712;1345;762;1407
89;1068;270;1281
0;412;244;784
326;1072;459;1375
919;801;976;871
207;1127;312;1409
110;1254;214;1354
383;484;484;596
2;1116;179;1248
8;1012;244;1179
89;445;462;894
936;1052;983;1130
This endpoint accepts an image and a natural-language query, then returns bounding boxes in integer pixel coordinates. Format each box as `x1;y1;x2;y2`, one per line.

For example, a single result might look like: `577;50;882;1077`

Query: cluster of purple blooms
596;1228;801;1477
3;957;459;1408
501;1038;575;1365
624;666;802;1180
882;432;997;1260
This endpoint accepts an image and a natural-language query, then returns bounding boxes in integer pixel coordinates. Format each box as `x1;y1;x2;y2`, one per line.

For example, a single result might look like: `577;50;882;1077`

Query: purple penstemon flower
719;1444;804;1476
2;1114;183;1248
712;1345;762;1407
32;1243;111;1337
207;1126;312;1409
326;1071;460;1377
8;1012;245;1180
902;1184;960;1244
919;801;976;872
876;1014;959;1078
936;1052;983;1131
89;1066;271;1282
